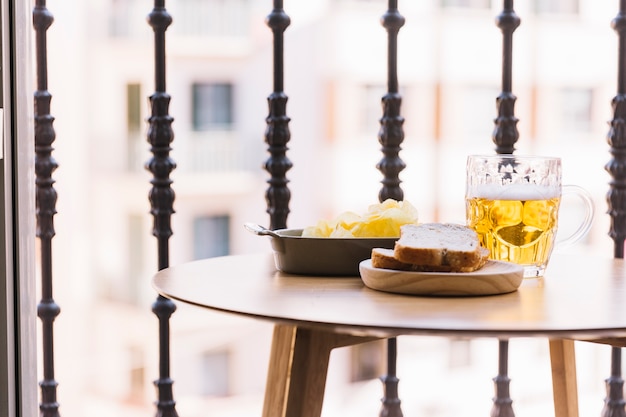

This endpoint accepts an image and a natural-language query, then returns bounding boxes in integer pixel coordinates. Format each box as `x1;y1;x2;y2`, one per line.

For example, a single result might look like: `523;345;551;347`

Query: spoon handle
243;222;281;238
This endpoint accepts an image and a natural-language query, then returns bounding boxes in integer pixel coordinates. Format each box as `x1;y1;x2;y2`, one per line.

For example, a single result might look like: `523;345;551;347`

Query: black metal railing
146;2;179;417
601;2;626;416
33;1;60;416
377;2;405;416
30;1;626;417
493;0;520;156
264;0;292;231
491;2;520;417
607;1;626;261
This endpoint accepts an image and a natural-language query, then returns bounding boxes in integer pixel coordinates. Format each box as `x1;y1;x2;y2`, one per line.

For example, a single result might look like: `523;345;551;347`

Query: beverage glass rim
468;154;561;162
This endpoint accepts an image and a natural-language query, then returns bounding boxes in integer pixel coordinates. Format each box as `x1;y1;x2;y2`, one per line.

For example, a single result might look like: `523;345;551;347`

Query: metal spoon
243;222;282;238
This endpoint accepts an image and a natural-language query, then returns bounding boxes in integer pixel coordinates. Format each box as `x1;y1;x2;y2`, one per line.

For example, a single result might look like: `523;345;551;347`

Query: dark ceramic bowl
245;223;397;276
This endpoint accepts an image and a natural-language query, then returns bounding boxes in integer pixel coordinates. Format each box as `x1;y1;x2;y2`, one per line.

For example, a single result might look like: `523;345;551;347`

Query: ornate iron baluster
601;347;626;417
492;0;520;154
264;1;292;230
380;338;403;417
607;0;626;259
491;2;520;417
378;0;406;203
601;3;626;416
33;2;61;417
147;2;178;417
492;340;514;417
377;3;405;417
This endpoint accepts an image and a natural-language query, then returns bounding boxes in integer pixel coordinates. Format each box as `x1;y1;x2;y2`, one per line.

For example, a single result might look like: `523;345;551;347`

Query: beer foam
468;183;560;200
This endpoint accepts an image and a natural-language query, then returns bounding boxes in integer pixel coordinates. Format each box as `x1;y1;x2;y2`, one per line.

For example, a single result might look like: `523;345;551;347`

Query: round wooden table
152;252;626;417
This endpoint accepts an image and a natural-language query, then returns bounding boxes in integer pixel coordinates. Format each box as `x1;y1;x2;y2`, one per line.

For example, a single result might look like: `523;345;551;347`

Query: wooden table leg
262;324;380;417
549;339;579;417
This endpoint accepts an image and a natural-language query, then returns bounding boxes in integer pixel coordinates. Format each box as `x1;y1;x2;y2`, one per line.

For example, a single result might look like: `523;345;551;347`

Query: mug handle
555;185;594;250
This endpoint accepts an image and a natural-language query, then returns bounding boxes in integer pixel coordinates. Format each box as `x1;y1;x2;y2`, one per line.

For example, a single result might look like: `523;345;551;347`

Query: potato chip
333;211;362;230
302;219;333;237
301;199;419;238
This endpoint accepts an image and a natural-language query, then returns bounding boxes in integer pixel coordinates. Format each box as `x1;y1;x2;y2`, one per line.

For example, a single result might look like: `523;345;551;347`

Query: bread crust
371;248;414;270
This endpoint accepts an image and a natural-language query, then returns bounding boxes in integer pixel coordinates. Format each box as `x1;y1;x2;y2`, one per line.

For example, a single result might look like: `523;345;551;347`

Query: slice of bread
371;223;490;273
371;248;414;271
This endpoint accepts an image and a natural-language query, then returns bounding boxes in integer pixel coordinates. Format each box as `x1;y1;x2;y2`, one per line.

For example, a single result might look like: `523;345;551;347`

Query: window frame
0;1;38;417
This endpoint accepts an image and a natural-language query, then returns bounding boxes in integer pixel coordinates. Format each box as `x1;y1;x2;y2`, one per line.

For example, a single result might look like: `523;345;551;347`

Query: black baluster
147;2;178;417
601;348;626;417
492;0;520;154
600;3;626;417
491;340;514;417
380;338;403;417
264;1;292;230
378;3;405;417
33;2;61;417
378;0;406;203
491;3;520;417
607;0;626;259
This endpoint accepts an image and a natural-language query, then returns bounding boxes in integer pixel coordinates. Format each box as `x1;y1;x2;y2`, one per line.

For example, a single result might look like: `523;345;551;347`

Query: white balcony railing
131;131;266;175
109;0;251;39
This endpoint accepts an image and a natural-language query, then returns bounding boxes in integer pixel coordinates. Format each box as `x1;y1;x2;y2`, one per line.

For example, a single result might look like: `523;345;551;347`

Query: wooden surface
261;324;379;417
359;259;523;296
549;339;579;417
151;252;626;417
152;252;626;340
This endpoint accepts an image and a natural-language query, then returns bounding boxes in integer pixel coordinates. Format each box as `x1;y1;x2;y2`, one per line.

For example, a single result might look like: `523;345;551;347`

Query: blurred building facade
44;1;618;416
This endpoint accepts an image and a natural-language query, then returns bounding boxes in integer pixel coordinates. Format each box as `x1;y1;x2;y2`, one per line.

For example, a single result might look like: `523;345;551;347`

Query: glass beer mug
465;155;594;278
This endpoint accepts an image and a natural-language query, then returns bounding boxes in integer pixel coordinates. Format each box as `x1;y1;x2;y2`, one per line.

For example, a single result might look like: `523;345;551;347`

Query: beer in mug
466;155;594;278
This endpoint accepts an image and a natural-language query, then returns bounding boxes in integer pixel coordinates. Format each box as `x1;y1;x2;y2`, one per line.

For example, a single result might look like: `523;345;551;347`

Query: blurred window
192;83;234;131
126;83;144;171
193;215;231;259
126;83;142;133
350;340;385;382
